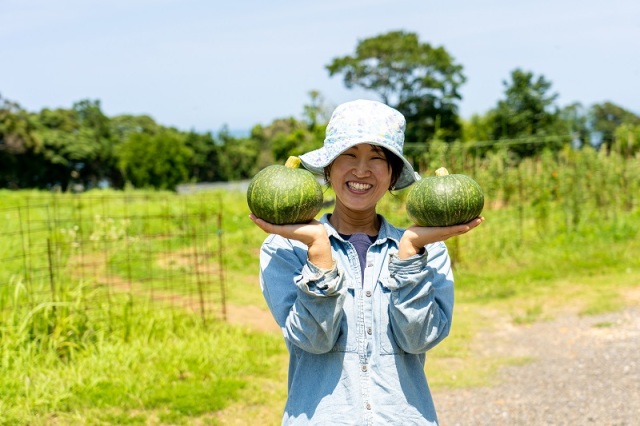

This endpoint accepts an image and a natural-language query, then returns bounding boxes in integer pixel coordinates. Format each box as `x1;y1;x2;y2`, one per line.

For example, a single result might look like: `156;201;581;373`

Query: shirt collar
319;213;401;246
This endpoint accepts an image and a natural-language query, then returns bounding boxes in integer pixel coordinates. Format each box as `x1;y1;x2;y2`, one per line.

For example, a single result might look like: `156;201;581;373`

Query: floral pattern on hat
299;99;419;189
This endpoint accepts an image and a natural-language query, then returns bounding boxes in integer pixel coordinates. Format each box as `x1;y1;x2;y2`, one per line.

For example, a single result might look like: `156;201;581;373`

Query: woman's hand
249;214;334;269
398;216;485;259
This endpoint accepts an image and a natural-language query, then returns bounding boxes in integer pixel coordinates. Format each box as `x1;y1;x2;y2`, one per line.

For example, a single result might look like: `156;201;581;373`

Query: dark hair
323;145;405;190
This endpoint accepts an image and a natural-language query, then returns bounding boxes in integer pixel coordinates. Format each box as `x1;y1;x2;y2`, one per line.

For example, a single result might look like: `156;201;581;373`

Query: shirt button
361;365;367;372
365;290;372;297
365;402;372;410
367;327;372;335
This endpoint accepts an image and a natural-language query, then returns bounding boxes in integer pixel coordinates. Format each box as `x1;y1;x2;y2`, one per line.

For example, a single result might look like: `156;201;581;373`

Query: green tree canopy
26;100;117;189
216;128;260;181
110;114;161;140
326;30;466;142
0;95;42;188
115;130;193;189
489;68;562;156
590;101;640;151
184;130;222;182
302;90;333;128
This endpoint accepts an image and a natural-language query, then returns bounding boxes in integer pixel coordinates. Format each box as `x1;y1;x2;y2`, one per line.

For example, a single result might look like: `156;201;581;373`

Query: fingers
447;216;485;237
467;216;485;229
249;214;327;247
452;216;484;235
249;214;299;235
404;216;485;246
249;214;276;234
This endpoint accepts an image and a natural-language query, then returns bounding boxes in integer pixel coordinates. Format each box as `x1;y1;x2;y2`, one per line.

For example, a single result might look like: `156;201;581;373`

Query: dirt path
433;307;640;426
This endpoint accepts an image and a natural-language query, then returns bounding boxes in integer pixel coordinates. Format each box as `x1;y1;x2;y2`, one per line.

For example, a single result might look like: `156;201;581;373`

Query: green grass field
1;148;639;425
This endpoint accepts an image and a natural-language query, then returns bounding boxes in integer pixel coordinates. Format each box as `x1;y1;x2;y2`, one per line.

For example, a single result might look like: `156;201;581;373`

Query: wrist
397;239;425;259
307;240;334;270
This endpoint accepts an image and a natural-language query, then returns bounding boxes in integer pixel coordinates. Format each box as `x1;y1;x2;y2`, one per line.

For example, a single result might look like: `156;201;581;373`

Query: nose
352;159;371;178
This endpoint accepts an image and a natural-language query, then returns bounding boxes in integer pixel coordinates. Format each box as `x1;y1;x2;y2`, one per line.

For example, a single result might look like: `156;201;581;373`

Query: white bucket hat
299;99;420;190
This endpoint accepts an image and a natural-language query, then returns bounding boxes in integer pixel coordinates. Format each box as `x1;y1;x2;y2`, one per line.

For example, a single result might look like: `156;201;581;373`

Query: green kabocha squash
247;156;323;225
406;167;484;227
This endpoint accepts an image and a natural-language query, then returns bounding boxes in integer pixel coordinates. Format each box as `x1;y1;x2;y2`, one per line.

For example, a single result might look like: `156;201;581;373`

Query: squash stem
285;156;302;169
435;167;450;176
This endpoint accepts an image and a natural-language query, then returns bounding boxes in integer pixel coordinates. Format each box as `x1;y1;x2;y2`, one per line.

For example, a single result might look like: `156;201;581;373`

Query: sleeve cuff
295;260;341;294
386;248;429;289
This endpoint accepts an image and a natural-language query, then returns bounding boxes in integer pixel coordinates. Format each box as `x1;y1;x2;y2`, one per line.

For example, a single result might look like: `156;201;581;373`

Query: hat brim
299;140;419;190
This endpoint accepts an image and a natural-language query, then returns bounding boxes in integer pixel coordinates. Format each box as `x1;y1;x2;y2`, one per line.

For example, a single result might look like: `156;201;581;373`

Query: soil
433;306;640;426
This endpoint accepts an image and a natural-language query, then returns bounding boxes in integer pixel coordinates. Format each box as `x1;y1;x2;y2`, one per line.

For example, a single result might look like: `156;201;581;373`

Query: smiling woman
249;99;484;425
324;144;395;221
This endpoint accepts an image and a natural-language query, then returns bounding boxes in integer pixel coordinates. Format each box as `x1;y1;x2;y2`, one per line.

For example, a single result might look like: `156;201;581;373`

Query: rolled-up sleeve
260;234;348;354
384;241;454;354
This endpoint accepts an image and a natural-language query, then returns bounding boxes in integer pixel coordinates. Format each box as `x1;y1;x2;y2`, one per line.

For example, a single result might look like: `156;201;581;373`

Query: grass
0;285;286;425
1;157;639;425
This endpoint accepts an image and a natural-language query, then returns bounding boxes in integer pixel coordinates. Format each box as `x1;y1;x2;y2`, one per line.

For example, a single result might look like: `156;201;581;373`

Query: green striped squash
406;167;484;227
247;156;323;225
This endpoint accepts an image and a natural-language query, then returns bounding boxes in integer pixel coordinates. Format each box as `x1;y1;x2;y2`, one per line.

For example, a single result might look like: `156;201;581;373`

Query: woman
250;99;483;425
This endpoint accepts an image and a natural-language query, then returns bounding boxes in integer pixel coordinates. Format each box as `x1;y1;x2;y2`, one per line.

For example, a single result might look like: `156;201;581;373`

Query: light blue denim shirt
259;214;454;425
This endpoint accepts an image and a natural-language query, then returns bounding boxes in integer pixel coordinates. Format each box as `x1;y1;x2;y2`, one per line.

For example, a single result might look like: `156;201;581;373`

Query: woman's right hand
398;216;485;259
249;214;334;269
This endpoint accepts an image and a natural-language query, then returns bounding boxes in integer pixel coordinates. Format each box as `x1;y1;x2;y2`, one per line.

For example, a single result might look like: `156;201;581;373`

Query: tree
302;90;332;129
558;102;590;148
613;123;640;157
589;102;640;151
115;130;193;190
184;130;222;182
0;95;41;188
489;69;562;156
326;30;466;142
250;116;324;167
110;114;161;140
71;99;118;188
216;128;260;181
462;112;495;143
20;99;121;189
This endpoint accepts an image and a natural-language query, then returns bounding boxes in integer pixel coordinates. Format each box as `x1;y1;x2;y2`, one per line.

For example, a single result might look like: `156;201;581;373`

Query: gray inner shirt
339;233;377;285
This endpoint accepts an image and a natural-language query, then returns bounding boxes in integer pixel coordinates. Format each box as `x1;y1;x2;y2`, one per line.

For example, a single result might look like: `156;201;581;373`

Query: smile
347;182;372;191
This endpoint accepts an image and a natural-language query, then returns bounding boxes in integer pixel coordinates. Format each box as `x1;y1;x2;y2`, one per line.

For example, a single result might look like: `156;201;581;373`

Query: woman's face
329;144;392;212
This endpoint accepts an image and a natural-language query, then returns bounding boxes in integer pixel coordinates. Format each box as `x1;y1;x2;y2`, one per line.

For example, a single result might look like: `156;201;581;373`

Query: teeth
348;182;372;191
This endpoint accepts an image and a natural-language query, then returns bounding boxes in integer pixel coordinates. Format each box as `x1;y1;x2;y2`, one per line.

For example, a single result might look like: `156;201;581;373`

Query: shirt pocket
330;287;358;353
378;274;406;355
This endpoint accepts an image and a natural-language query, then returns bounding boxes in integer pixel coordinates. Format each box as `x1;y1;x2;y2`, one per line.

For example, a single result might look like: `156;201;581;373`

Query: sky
2;0;639;135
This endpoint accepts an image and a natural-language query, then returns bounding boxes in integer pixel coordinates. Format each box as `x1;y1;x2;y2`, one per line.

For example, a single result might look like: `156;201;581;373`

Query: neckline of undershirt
338;233;378;243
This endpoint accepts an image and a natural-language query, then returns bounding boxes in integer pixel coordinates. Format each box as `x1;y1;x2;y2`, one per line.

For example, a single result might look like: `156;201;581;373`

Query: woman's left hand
249;214;334;269
398;216;485;259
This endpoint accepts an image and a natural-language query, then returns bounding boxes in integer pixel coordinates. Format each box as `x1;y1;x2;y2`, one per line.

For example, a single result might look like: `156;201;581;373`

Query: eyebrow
345;144;386;157
370;145;387;157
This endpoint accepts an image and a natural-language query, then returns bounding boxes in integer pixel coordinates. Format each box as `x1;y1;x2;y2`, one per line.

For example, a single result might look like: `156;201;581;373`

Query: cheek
329;161;350;178
373;164;393;181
